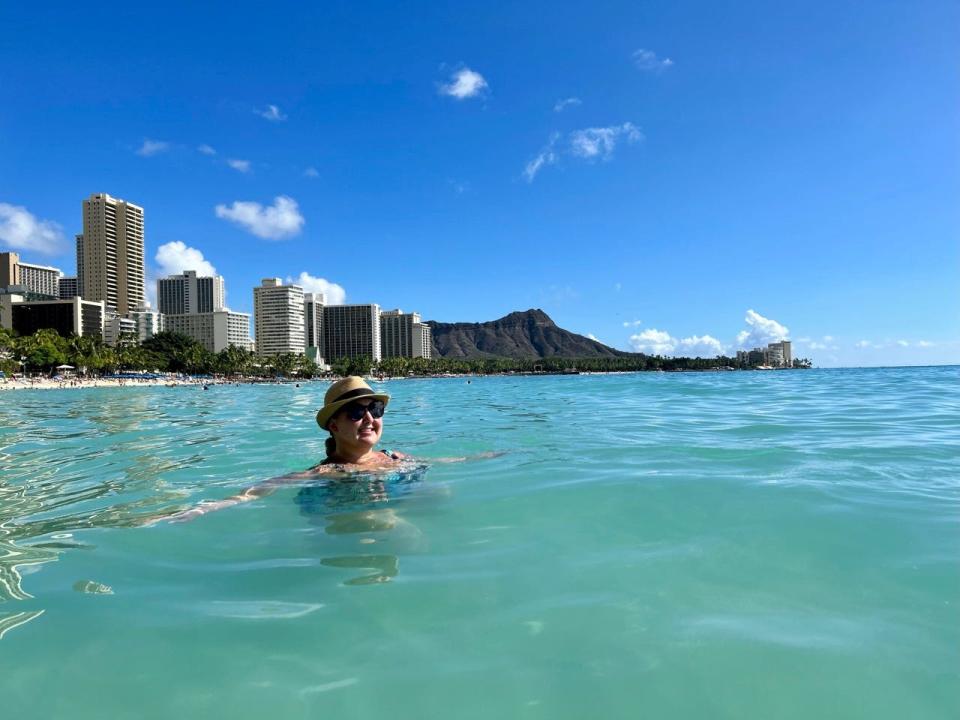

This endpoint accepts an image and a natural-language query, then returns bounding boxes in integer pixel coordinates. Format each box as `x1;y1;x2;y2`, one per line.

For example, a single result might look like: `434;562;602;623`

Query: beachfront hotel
0;252;62;299
164;310;252;353
0;294;105;339
157;270;225;315
380;309;433;359
253;278;305;356
304;292;325;363
321;303;382;362
77;193;145;315
737;340;793;367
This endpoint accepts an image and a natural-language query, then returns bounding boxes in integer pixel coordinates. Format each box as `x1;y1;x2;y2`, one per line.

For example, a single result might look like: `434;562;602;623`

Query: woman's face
329;399;384;451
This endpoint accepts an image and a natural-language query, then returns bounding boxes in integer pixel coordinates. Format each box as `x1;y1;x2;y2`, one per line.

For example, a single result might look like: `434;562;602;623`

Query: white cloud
677;335;724;357
569;122;643;160
215;196;304;240
289;271;346;305
257;104;287;121
198;144;217;156
614;282;622;292
632;48;674;72
554;97;582;112
155;241;217;277
622;319;642;327
303;167;320;178
896;339;910;347
629;328;723;357
586;333;599;342
523;148;558;182
629;329;676;355
809;342;827;350
439;68;488;100
0;203;66;255
227;158;251;173
735;309;790;349
916;340;935;348
524;123;642;181
855;340;873;349
136;139;170;157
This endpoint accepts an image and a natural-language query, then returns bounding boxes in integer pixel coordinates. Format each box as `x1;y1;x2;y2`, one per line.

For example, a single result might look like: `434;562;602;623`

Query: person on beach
151;376;487;523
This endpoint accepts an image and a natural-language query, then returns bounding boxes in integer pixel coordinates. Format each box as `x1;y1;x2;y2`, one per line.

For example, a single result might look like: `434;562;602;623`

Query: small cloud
197;144;217;156
586;333;599;342
447;179;469;195
136;139;170;157
0;203;66;255
214;196;304;240
735;309;789;349
632;48;674;73
227;158;251;173
677;334;724;357
524;123;642;181
523;133;560;183
439;68;488;100
822;335;834;343
622;320;642;328
553;97;582;112
809;342;827;350
916;340;935;348
256;104;287;121
614;282;622;292
855;340;873;349
155;241;217;277
569;122;643;160
896;339;909;347
303;167;320;178
288;271;346;305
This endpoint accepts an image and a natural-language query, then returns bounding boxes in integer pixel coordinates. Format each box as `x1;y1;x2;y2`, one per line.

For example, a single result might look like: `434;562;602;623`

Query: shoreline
0;366;811;391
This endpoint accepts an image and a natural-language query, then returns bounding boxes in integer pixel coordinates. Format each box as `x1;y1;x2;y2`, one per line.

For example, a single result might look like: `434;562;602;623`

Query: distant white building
157;270;225;315
0;252;61;298
380;309;432;359
164;310;252;353
127;302;164;343
737;340;792;367
254;278;304;356
104;312;137;347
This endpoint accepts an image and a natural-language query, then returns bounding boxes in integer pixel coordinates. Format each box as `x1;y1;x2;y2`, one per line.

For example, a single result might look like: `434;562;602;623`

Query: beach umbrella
56;364;75;369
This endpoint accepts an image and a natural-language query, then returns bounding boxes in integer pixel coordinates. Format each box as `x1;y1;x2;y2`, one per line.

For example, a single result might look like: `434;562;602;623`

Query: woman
151;377;411;523
313;376;407;468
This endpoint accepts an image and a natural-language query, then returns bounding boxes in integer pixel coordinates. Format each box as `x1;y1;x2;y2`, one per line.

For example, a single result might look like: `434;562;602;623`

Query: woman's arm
143;467;332;525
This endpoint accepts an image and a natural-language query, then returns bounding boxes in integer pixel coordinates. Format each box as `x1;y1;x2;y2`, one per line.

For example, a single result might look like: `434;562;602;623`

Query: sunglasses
340;399;386;421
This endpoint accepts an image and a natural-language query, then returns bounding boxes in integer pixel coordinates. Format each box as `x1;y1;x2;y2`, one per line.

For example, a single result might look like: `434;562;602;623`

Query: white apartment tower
157;270;225;315
78;193;145;315
253;278;305;356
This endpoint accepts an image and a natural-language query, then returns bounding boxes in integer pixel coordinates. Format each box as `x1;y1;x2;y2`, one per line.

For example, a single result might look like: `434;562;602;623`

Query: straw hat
316;376;390;429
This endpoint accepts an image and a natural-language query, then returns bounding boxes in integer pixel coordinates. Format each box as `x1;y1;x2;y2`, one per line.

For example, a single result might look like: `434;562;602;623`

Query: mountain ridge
426;309;627;359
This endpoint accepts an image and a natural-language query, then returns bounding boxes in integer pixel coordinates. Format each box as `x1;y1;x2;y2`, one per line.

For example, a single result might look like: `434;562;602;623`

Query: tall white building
78;193;145;315
253;278;305;356
157;270;225;315
164;311;252;353
322;303;381;362
412;322;433;359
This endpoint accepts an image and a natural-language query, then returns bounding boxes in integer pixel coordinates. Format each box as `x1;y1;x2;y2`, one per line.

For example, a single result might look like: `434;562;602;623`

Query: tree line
0;327;812;378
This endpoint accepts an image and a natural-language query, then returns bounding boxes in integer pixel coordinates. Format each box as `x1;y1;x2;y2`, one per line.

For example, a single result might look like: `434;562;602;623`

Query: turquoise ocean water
1;368;958;718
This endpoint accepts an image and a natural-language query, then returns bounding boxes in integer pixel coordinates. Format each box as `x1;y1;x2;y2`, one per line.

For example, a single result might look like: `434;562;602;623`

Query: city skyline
1;1;957;367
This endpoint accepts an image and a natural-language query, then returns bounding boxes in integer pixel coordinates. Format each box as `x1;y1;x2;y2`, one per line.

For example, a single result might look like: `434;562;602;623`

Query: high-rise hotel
77;193;145;315
253;278;305;356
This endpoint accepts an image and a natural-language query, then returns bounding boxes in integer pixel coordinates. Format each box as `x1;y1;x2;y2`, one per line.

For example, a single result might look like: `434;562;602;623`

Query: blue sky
1;1;957;366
